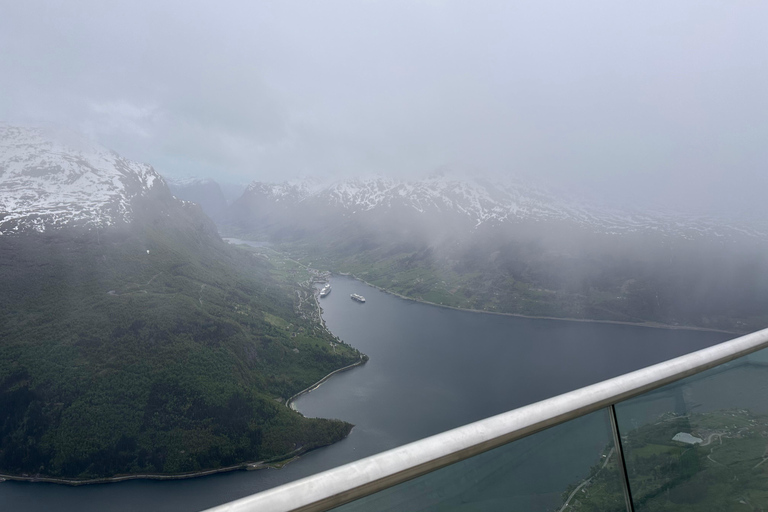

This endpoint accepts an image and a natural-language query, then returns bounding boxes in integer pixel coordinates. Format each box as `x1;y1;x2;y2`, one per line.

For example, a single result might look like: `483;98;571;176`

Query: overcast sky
1;1;766;214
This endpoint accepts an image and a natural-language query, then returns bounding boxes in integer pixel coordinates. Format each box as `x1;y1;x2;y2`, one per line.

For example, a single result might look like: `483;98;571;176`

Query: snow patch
0;126;167;234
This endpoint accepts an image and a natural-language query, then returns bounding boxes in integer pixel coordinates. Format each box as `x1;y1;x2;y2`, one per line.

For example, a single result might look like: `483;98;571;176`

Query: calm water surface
0;276;731;511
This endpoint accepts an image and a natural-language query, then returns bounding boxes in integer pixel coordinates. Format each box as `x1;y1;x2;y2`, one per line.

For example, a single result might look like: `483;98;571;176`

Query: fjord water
0;276;730;512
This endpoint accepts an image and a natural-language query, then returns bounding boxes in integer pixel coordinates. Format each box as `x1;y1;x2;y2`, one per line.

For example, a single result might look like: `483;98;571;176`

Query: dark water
0;276;731;511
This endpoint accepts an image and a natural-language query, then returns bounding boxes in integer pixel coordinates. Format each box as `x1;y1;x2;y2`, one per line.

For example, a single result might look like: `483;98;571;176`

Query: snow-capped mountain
234;173;765;242
0;126;169;234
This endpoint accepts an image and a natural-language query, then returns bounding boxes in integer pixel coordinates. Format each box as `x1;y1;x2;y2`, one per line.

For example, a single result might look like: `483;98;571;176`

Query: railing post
609;405;635;512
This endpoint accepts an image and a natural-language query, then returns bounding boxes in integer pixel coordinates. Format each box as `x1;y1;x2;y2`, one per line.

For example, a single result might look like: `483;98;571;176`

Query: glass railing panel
331;409;626;512
615;346;768;511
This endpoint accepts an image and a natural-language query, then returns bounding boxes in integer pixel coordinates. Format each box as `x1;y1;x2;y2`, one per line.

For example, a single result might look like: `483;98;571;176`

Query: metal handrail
203;327;768;512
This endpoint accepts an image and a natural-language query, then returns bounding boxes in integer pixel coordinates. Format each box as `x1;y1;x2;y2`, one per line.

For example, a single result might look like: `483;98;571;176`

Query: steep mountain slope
0;127;362;481
229;174;768;332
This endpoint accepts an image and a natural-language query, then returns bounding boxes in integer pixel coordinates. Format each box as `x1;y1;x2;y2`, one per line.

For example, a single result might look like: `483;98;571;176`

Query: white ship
320;283;331;297
350;293;366;303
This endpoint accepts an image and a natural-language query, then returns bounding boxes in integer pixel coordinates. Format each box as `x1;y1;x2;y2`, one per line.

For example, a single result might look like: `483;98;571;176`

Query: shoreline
0;285;366;487
285;355;367;411
284;282;368;411
0;441;334;486
226;239;742;335
340;273;741;336
0;463;255;486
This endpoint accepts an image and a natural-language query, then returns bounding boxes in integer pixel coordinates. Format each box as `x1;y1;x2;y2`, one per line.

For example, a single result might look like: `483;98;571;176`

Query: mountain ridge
0;126;171;235
230;174;766;242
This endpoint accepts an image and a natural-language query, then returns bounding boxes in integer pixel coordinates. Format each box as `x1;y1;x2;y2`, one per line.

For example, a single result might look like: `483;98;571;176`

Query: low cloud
1;1;766;214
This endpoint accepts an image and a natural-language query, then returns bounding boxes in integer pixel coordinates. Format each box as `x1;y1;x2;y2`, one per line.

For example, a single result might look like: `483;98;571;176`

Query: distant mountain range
2;124;754;246
189;173;768;333
228;172;766;243
0;127;362;481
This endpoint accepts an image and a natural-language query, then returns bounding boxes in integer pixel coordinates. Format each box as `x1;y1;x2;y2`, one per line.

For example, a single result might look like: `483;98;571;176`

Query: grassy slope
0;219;363;479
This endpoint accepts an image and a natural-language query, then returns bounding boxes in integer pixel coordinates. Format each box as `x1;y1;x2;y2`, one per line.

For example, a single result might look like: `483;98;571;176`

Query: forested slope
0;201;363;480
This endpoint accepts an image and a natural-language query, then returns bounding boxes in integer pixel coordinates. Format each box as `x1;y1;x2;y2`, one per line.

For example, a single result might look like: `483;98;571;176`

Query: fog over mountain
165;177;230;223
230;172;767;241
2;2;768;503
207;169;767;333
2;2;768;331
1;1;767;217
0;125;169;234
0;126;363;480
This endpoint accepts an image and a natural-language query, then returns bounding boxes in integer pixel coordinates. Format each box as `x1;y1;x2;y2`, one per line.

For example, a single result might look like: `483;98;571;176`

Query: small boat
350;293;366;303
320;284;331;297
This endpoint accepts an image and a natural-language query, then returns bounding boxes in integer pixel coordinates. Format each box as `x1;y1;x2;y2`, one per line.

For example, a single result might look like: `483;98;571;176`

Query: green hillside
0;209;363;480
